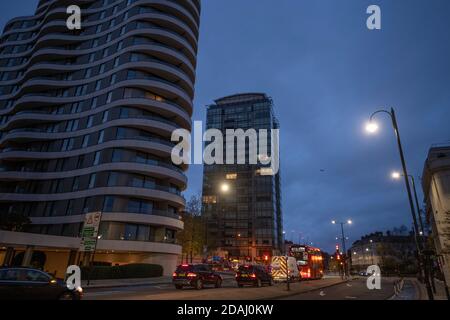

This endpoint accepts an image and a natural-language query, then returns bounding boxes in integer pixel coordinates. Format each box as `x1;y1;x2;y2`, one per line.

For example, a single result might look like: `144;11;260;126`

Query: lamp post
332;219;352;278
391;172;425;236
366;108;434;300
369;240;375;265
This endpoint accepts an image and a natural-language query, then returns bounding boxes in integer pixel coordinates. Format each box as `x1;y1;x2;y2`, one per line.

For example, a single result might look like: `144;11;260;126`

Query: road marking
346;283;352;287
319;291;326;296
345;296;357;299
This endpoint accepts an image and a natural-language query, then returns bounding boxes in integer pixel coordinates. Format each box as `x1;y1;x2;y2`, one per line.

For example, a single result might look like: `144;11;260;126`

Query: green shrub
81;263;163;280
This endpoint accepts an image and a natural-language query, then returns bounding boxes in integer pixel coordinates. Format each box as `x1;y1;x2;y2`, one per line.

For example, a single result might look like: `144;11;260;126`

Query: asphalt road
84;276;405;300
280;277;397;300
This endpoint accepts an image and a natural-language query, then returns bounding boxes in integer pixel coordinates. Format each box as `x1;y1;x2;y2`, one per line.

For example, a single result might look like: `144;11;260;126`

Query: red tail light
250;273;257;278
187;273;197;278
172;272;177;277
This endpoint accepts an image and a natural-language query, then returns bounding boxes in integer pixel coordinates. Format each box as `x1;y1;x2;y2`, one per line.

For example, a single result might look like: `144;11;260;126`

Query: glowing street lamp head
365;122;379;134
331;220;336;225
220;183;230;193
391;171;401;180
347;220;353;225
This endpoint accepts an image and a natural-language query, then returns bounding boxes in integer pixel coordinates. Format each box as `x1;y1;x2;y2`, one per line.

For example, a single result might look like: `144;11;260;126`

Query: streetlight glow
331;220;336;224
365;122;379;134
220;183;230;193
391;171;401;180
347;220;352;225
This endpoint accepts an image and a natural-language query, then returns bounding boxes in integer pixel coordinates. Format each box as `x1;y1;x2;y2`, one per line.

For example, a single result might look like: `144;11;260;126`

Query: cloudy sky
2;0;450;252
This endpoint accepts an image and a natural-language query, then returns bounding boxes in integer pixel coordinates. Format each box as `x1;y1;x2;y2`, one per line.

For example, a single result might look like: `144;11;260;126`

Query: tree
177;194;205;263
0;212;31;232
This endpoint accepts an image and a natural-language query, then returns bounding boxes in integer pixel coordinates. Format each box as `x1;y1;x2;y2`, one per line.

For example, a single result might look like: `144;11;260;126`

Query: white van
271;256;300;282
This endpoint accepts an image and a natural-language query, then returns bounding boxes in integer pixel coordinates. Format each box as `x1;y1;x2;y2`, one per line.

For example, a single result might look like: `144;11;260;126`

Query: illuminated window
203;196;217;204
257;168;274;176
226;173;237;180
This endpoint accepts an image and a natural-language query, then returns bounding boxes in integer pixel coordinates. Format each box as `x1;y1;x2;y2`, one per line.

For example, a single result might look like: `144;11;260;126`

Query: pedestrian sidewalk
82;271;237;289
395;277;450;300
82;276;174;289
414;278;449;300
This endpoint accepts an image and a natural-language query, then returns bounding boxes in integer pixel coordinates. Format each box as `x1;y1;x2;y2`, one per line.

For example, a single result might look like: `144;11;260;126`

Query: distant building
202;93;283;261
350;230;417;274
422;144;450;292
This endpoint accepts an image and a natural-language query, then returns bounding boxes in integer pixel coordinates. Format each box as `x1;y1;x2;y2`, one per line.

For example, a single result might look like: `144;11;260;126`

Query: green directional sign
79;212;102;252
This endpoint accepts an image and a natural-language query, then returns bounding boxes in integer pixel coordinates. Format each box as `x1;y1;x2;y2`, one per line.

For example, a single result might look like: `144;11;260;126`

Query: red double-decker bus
289;245;324;280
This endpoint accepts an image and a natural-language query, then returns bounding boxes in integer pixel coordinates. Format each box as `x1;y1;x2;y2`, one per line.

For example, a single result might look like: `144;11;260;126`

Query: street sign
79;211;102;252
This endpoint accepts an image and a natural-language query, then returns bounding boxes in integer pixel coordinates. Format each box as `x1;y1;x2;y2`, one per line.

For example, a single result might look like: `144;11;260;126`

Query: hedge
81;263;163;280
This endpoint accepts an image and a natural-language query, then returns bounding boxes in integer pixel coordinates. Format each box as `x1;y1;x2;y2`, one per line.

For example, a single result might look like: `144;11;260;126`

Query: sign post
79;211;102;285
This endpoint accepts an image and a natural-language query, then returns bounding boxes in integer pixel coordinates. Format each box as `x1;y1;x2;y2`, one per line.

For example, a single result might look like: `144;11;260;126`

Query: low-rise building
350;230;417;275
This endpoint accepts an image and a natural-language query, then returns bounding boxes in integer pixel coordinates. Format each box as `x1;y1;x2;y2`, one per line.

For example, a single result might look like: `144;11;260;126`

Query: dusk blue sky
2;1;450;253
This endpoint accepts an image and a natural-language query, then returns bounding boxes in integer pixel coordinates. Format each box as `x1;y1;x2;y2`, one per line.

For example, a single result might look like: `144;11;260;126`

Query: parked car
236;264;273;288
0;267;82;300
172;264;223;290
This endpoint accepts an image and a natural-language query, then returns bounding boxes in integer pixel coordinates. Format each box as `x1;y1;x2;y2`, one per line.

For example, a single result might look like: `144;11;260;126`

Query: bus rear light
172;272;177;277
187;273;197;278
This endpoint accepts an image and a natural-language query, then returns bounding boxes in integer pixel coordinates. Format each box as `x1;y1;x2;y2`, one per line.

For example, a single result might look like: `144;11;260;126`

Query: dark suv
0;267;82;300
236;265;273;288
172;264;223;290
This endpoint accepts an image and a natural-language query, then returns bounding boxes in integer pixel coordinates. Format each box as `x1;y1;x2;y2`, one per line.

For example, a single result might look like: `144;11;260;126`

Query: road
83;276;409;300
280;277;397;300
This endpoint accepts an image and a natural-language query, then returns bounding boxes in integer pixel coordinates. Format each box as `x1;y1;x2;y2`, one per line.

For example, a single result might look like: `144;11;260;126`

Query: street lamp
331;219;352;278
391;171;401;180
220;183;230;193
391;171;426;235
366;108;433;300
365;122;379;134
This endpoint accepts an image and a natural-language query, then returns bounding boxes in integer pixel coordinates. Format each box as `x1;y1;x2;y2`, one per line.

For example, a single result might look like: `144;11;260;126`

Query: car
235;264;273;288
172;264;223;290
0;267;83;300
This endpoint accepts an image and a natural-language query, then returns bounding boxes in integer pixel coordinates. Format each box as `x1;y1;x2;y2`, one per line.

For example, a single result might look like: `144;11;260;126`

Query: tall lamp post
391;172;425;235
365;108;433;300
332;219;352;278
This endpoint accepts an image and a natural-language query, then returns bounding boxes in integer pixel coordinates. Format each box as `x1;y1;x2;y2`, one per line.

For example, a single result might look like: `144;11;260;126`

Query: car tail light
172;272;177;277
250;273;257;278
187;273;197;278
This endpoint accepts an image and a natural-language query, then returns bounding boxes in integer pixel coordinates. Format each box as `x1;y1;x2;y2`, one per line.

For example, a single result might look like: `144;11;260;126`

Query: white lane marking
346;283;352;287
319;291;326;296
